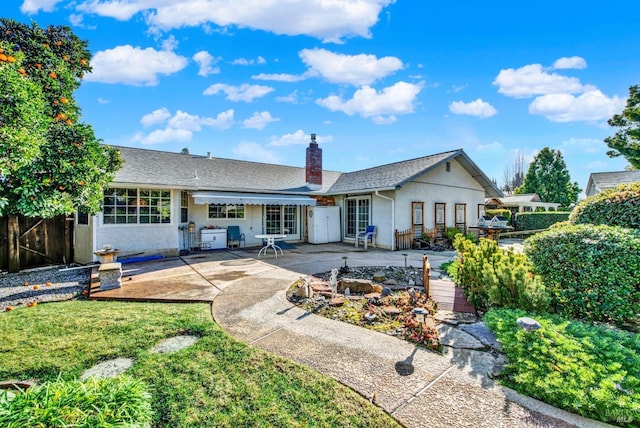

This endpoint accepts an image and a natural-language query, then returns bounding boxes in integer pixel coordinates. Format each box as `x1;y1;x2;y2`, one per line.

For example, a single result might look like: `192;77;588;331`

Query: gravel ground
0;265;92;311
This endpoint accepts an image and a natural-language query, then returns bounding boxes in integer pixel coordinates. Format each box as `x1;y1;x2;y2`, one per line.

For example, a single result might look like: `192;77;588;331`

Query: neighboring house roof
493;194;542;204
110;145;503;198
327;149;503;197
586;171;640;196
111;146;341;194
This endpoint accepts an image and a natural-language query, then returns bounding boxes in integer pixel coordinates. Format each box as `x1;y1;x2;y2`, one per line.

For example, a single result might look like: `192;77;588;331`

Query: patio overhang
192;191;317;206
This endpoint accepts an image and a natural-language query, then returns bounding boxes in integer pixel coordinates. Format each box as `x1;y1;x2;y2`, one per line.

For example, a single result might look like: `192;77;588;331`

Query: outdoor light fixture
412;307;428;323
402;253;408;267
342;256;348;268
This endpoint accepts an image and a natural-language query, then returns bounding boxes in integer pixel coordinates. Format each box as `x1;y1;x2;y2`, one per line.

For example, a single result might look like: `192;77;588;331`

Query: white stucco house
584;170;640;197
74;135;502;263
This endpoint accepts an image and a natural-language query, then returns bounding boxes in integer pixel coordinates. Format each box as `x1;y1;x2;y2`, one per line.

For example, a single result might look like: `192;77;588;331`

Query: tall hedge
569;182;640;229
524;223;640;324
514;212;570;231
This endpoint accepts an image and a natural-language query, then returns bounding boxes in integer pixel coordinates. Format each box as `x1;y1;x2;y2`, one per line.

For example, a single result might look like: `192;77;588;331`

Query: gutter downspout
374;190;395;251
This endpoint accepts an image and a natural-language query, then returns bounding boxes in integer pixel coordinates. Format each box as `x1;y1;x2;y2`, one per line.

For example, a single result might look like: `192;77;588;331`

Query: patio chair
355;225;376;250
227;226;245;249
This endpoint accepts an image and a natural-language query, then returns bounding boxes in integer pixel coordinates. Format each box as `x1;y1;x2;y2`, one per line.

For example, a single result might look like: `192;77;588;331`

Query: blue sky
5;0;639;194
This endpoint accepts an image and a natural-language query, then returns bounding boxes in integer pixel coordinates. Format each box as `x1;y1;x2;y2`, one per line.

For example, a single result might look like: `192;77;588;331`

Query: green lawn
0;301;401;427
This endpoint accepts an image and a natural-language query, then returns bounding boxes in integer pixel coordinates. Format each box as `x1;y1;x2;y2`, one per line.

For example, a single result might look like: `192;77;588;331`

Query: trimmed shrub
514;211;570;231
485;308;640;427
570;182;640;229
524;223;640;324
486;208;511;222
451;235;550;313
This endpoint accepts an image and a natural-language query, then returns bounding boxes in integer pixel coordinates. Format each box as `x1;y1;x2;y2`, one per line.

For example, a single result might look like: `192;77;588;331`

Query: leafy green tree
0;19;122;271
515;147;580;209
604;85;640;169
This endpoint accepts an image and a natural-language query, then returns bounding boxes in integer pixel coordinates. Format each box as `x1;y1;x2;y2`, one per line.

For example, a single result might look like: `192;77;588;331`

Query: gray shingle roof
500;194;541;203
326;149;503;198
110;145;503;198
587;171;640;193
111;146;341;194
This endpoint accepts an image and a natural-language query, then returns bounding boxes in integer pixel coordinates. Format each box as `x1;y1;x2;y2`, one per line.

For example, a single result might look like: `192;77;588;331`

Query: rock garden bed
287;266;443;351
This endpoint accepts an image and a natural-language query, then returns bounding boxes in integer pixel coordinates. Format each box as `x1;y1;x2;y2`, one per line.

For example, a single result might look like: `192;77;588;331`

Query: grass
484;308;640;427
0;300;401;427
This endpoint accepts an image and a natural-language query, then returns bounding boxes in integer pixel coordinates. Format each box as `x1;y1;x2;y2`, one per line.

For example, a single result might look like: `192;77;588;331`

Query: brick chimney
305;133;322;190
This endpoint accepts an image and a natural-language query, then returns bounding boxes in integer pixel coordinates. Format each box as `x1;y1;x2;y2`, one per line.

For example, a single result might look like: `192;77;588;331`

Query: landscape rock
459;321;503;351
81;358;133;380
152;335;200;354
437;324;485;350
338;278;374;294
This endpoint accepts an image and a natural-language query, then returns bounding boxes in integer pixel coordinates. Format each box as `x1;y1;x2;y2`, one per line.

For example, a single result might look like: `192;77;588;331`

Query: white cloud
558;137;603;155
493;63;584;98
232;56;267;65
316;81;423;124
133;128;193;145
476;141;504;152
242;111;279;130
76;0;145;21
203;83;274;102
84;45;188;86
552;56;587;70
161;35;179;51
449;98;497;118
134;108;234;145
276;90;301;103
528;90;624;122
299;48;403;85
252;72;308;82
97;97;109;104
232;142;280;163
268;130;308;146
123;0;394;43
141;107;171;127
193;51;221;77
20;0;61;14
69;13;84;26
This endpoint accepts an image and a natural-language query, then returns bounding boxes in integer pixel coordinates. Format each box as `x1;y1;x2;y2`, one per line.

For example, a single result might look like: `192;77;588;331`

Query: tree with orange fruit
0;19;122;272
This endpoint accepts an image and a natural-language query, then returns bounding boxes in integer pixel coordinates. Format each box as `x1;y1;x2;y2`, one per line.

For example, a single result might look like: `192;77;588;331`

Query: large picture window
103;188;171;224
208;204;245;219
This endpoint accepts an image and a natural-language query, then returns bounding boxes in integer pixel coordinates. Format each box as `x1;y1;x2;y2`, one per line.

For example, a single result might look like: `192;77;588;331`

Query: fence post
8;215;20;273
422;254;430;297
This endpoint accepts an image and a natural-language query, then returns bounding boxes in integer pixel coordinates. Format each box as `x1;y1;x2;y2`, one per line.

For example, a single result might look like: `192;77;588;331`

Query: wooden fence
395;227;438;250
0;215;72;271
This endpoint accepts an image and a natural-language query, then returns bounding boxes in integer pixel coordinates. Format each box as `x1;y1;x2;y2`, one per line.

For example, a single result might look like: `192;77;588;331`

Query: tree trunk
8;215;20;273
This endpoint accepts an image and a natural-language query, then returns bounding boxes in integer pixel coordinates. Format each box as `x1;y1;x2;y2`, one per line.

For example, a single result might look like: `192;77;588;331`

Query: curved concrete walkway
210;245;611;428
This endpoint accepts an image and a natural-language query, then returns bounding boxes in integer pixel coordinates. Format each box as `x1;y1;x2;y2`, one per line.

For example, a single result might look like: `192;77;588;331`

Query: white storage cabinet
200;228;227;250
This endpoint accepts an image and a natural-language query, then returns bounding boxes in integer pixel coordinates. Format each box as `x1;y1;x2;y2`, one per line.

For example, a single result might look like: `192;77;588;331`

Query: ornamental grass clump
450;235;550;313
525;223;640;325
0;376;152;427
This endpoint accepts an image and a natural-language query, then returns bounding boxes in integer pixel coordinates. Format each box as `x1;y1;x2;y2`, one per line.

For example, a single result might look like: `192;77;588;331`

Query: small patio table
255;234;287;258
